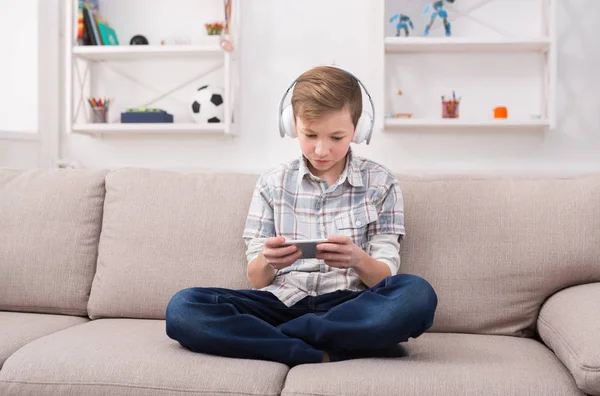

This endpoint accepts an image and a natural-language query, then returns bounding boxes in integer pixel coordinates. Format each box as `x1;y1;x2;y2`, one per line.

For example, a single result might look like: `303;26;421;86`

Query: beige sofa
1;167;599;396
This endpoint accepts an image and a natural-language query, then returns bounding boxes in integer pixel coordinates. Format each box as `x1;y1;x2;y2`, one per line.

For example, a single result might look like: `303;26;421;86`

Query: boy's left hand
315;235;366;269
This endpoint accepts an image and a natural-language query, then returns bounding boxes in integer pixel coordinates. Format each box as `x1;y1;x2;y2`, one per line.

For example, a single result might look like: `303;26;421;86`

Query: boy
166;66;437;367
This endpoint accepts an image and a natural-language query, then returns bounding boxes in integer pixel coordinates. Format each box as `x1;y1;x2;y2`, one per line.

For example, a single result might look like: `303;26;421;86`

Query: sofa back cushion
0;169;107;315
87;168;600;337
397;174;600;337
87;169;256;319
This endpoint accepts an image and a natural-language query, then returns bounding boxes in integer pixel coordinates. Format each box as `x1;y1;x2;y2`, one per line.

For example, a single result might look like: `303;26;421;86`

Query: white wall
0;0;59;168
6;0;600;173
0;1;39;168
0;1;39;134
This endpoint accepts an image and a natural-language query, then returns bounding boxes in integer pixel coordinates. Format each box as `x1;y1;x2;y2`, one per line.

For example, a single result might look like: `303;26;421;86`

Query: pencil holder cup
442;100;460;119
91;107;108;123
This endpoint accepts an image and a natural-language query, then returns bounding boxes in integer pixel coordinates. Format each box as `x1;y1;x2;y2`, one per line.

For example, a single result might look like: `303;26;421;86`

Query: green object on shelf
126;107;163;113
98;21;119;45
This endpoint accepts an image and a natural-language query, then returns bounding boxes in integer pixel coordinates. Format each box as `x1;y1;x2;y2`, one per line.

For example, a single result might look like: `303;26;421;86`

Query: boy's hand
262;237;302;270
315;235;367;269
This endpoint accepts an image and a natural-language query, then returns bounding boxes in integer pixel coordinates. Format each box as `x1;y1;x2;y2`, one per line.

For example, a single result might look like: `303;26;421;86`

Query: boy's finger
286;250;303;262
277;245;298;256
269;250;302;267
317;243;342;252
265;245;296;258
265;236;286;247
327;235;350;244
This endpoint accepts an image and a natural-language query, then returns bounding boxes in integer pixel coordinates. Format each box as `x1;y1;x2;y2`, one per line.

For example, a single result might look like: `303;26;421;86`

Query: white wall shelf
385;118;550;130
72;45;224;61
64;0;240;138
383;0;556;132
0;131;40;141
72;123;226;136
385;37;551;53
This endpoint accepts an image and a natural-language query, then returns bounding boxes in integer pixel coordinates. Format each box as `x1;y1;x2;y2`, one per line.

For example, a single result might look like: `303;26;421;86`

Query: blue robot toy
389;13;414;37
423;0;456;37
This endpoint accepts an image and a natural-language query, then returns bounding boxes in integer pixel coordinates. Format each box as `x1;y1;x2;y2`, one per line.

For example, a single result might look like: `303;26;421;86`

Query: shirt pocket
333;204;379;249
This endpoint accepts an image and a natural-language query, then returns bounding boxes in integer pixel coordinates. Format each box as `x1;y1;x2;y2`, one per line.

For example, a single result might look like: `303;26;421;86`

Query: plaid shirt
243;149;405;307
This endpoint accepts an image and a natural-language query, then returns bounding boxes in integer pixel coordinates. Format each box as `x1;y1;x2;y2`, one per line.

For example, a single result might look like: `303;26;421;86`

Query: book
85;7;102;45
78;0;99;45
98;22;119;45
82;6;97;45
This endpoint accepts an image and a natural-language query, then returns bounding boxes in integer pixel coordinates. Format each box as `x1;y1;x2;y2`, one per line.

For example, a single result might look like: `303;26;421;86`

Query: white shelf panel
385;37;551;53
0;131;40;141
72;45;223;61
384;118;550;130
72;123;227;136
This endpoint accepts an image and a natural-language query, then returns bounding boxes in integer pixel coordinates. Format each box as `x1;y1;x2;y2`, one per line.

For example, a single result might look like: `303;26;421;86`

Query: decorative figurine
389;13;414;37
423;0;456;37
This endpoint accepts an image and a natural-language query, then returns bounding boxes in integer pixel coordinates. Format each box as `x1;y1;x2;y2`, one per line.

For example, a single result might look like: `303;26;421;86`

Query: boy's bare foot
322;352;330;363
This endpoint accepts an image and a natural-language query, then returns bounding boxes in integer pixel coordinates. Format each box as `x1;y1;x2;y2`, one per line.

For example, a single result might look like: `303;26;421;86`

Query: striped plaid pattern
243;149;405;306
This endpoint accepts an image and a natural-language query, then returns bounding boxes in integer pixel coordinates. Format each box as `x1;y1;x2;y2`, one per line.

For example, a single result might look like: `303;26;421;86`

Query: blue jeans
165;274;437;367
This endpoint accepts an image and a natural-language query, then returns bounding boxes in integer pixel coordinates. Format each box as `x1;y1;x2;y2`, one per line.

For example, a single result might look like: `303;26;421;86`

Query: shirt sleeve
371;178;406;236
368;234;402;276
243;174;276;264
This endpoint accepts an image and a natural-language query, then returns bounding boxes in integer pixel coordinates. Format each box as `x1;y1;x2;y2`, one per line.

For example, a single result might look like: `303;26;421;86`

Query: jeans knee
410;275;438;320
390;274;438;318
165;287;210;340
165;289;188;339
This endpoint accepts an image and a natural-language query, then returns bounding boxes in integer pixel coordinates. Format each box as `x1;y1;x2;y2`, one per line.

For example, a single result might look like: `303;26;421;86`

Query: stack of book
78;0;119;46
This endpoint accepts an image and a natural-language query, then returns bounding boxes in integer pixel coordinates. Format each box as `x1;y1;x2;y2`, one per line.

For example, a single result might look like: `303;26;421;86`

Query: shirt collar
297;148;363;188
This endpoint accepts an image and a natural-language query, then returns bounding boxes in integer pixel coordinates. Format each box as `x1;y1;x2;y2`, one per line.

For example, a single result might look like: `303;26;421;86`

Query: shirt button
356;220;362;226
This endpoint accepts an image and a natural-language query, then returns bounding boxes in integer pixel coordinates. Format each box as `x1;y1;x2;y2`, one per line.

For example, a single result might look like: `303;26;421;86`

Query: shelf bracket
73;59;91;123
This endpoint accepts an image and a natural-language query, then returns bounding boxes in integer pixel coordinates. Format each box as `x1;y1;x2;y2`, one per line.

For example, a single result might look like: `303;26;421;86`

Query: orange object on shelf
494;106;508;119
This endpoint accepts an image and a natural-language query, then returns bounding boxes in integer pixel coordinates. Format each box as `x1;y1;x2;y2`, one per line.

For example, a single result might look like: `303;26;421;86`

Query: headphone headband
278;66;375;145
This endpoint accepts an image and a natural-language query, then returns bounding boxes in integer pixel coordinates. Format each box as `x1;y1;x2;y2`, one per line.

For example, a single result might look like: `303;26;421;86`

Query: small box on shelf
121;109;174;123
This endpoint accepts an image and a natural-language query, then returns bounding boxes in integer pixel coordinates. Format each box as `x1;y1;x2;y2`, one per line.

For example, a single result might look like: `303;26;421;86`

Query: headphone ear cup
353;112;372;144
281;105;297;138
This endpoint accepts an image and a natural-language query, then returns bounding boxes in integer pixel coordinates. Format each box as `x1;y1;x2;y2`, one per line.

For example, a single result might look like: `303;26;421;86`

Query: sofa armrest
537;283;600;396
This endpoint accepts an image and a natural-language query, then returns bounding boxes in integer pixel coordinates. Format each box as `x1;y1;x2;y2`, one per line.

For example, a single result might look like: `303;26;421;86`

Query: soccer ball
190;85;225;123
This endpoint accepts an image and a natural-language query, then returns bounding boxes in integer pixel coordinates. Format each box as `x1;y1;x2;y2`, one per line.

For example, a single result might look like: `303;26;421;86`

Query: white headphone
278;66;375;145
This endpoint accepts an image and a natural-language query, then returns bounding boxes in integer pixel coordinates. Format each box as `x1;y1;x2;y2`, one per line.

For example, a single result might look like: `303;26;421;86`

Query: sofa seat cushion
0;312;88;367
0;318;289;396
282;333;584;396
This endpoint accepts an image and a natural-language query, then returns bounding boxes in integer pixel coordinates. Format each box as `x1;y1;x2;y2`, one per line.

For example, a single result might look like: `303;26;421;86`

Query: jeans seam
218;294;306;312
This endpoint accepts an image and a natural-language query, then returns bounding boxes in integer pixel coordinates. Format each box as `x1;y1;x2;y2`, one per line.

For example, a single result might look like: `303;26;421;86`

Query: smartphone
279;238;329;259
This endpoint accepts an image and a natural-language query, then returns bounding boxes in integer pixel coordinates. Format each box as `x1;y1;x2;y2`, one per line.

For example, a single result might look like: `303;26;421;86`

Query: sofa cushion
538;282;600;396
282;333;583;396
0;312;88;368
396;174;600;337
0;318;289;396
0;169;108;315
88;169;258;319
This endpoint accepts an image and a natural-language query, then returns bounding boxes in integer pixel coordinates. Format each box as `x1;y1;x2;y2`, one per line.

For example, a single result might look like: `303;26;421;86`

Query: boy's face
296;106;354;178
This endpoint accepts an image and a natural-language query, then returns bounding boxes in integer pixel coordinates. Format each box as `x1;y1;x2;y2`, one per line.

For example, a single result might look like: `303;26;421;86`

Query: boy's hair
291;66;362;128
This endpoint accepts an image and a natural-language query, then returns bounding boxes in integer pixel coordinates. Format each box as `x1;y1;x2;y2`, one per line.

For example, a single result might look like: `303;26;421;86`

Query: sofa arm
537;283;600;396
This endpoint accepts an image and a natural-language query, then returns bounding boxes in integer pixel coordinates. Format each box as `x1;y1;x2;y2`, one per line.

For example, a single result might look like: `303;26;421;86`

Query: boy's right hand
262;236;303;270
